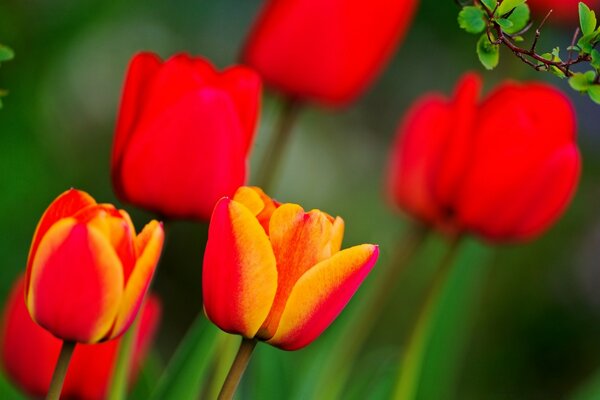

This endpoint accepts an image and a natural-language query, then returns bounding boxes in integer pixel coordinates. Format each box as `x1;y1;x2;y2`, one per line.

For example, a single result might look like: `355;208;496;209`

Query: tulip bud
25;189;164;343
387;73;581;242
203;186;379;350
112;52;262;220
1;275;161;399
242;0;418;106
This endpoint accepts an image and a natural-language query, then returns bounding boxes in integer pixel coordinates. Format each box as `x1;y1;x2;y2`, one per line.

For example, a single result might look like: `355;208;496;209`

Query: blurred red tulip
387;73;581;242
203;186;379;350
1;275;161;400
25;189;164;343
112;52;262;220
242;0;418;106
527;0;599;24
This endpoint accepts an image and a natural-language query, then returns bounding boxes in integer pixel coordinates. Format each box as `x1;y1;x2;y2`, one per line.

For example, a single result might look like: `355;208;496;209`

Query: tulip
387;73;581;242
1;275;161;400
242;0;418;106
203;186;379;351
25;188;164;344
527;0;599;24
112;52;262;220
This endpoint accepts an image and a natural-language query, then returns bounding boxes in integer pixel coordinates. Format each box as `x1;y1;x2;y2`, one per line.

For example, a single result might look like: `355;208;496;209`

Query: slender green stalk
46;341;76;400
312;223;429;399
255;98;302;193
393;236;462;400
205;332;240;399
217;338;257;400
107;313;140;400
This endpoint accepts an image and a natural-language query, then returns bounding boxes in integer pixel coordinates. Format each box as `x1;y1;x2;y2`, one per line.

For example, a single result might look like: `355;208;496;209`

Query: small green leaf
591;49;600;69
513;35;525;42
496;18;514;30
579;2;597;36
480;0;498;11
458;6;487;34
588;85;600;103
497;0;526;16
577;32;598;53
568;71;596;91
552;47;562;60
477;33;500;70
504;4;530;34
0;45;14;63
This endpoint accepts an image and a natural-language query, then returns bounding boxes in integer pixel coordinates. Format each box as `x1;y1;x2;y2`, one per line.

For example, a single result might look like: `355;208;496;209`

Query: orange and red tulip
24;189;164;343
203;186;379;350
242;0;418;106
387;73;581;242
1;275;161;400
112;52;262;220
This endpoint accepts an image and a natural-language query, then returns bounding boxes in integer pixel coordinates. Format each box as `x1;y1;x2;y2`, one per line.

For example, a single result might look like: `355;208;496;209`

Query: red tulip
527;0;599;24
203;186;379;350
25;189;164;343
1;275;161;400
387;73;580;242
242;0;418;106
112;52;262;220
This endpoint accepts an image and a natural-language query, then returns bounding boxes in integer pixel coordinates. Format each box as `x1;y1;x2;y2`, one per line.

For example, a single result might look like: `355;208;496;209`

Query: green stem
393;236;462;400
107;313;140;400
313;222;429;399
46;341;76;400
255;97;302;193
217;338;257;400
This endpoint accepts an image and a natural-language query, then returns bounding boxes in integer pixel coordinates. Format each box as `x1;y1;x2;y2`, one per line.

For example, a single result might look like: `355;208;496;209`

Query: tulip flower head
203;186;379;351
242;0;418;106
1;276;161;400
387;73;581;242
112;52;261;220
25;189;164;343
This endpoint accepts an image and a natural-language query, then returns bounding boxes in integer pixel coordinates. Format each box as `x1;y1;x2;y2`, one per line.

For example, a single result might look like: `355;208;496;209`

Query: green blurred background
2;0;600;398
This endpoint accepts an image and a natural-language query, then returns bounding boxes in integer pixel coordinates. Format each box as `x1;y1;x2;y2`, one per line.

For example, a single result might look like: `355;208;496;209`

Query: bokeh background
2;0;600;398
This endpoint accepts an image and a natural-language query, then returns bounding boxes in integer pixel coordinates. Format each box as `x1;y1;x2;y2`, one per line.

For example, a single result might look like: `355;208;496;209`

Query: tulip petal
233;186;279;233
112;52;162;170
27;219;124;343
203;198;277;338
268;244;379;350
25;189;97;298
108;220;164;339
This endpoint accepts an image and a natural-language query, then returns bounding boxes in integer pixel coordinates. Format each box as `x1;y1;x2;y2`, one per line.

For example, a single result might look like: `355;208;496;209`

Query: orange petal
27;219;124;343
26;189;97;297
258;204;334;339
233;186;279;233
328;217;345;255
108;220;164;339
268;244;379;350
203;198;277;338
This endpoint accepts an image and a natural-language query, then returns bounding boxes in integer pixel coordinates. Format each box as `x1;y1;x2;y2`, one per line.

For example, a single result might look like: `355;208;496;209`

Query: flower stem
393;236;462;400
313;222;429;399
217;338;257;400
107;313;140;400
46;341;76;400
255;97;302;193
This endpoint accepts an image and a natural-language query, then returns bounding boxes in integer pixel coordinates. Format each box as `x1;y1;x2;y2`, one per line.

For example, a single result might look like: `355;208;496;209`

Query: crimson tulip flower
242;0;418;106
203;186;379;351
112;52;261;220
387;73;581;242
527;0;598;23
25;189;164;343
1;275;161;400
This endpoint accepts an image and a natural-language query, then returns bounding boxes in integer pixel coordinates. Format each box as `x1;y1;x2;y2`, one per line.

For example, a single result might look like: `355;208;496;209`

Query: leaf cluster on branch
457;0;600;104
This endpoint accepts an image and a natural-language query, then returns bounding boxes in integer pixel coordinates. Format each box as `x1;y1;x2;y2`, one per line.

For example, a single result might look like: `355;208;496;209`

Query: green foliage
504;4;530;34
579;2;597;36
458;6;487;34
477;33;500;70
480;0;498;11
497;0;526;17
568;71;600;104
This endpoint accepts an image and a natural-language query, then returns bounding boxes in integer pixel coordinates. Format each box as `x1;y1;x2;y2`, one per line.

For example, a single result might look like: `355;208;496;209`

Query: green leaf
458;6;487;34
591;49;600;69
588;85;600;103
579;2;597;36
0;45;14;63
497;0;526;16
496;17;514;30
568;71;596;91
149;317;221;400
477;33;500;70
504;4;530;34
577;31;600;54
481;0;498;11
